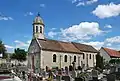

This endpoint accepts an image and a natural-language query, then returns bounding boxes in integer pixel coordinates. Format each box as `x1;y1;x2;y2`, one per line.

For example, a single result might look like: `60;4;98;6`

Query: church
27;13;98;73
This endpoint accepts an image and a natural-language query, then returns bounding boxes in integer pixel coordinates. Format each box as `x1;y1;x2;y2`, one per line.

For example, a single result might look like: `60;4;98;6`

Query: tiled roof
58;41;81;54
38;39;83;54
37;38;98;54
102;47;120;57
72;42;98;53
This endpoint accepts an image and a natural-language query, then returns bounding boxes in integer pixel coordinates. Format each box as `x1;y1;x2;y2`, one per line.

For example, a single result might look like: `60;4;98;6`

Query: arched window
36;26;38;33
74;56;76;62
53;54;56;62
64;55;67;62
83;54;85;59
90;54;91;59
40;26;42;33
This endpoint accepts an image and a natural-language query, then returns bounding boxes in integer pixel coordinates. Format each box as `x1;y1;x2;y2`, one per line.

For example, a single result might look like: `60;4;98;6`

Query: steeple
33;13;45;39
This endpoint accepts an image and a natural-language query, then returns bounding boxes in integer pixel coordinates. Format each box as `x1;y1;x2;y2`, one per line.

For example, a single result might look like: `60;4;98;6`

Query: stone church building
27;14;98;73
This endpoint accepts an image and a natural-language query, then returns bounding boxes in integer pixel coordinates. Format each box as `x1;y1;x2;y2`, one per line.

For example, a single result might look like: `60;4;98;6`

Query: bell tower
33;13;45;39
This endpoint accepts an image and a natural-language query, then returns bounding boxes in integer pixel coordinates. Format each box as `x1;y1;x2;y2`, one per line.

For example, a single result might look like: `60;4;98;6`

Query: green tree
96;53;104;70
109;59;120;64
0;40;7;58
116;59;120;64
11;48;27;62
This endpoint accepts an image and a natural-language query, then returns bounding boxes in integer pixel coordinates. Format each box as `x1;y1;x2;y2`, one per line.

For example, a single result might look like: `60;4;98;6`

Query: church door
32;55;35;73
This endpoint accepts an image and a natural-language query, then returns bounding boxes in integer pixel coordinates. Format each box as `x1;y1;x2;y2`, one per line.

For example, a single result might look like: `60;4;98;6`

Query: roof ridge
71;42;93;47
103;47;118;51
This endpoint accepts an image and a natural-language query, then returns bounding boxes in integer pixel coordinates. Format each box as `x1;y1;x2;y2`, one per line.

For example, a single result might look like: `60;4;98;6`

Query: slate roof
102;47;120;58
72;42;98;53
37;39;98;54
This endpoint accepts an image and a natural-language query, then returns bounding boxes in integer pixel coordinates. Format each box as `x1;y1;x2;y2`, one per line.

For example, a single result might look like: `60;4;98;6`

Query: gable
28;39;41;54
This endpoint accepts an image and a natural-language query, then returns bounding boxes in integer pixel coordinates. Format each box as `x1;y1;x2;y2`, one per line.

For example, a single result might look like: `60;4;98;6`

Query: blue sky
0;0;120;52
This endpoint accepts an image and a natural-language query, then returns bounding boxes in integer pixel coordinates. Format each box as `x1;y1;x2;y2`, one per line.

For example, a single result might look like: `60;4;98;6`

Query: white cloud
24;12;34;16
0;14;13;20
82;41;104;49
105;36;120;43
48;31;57;38
51;28;56;30
60;22;104;41
72;0;77;3
72;0;98;6
5;45;14;49
40;4;46;8
86;0;98;5
106;43;112;46
14;40;30;48
92;3;120;19
104;24;112;28
76;2;85;6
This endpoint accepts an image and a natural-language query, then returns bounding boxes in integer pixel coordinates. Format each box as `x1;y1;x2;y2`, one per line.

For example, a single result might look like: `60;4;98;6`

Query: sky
0;0;120;52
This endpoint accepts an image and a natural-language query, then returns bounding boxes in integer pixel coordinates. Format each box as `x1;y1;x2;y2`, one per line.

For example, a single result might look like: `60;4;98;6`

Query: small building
99;47;120;62
27;13;98;73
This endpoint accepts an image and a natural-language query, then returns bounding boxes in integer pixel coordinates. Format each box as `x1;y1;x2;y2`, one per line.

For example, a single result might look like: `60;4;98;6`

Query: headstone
72;61;75;70
62;76;71;81
107;74;116;81
75;77;83;81
71;71;77;79
78;66;82;70
69;65;73;71
118;68;120;72
58;69;62;75
65;66;69;75
91;69;98;81
42;70;46;78
56;75;62;81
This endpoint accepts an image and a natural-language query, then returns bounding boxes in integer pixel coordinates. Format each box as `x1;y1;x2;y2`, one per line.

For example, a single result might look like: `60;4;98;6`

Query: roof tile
103;47;120;57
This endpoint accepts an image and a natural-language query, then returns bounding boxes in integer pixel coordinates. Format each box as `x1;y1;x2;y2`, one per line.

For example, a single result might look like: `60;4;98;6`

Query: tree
109;59;120;64
11;48;27;62
96;53;104;70
0;40;7;58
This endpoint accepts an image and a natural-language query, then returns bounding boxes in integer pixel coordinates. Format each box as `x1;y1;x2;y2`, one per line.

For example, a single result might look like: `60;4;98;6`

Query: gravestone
106;74;116;81
42;69;46;78
58;69;62;75
91;69;98;81
71;71;77;79
56;75;62;81
118;68;120;72
69;65;73;71
78;66;82;70
72;61;75;70
62;76;71;81
75;77;83;81
65;66;69;75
